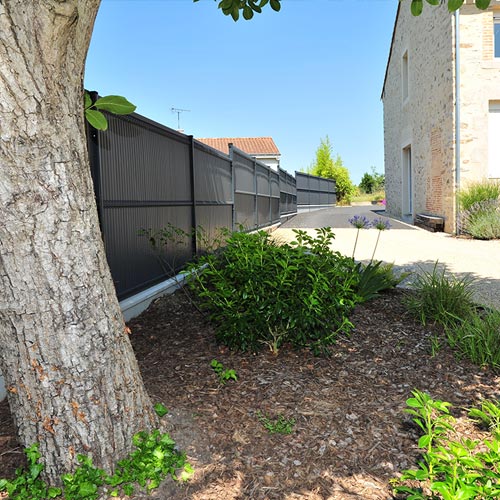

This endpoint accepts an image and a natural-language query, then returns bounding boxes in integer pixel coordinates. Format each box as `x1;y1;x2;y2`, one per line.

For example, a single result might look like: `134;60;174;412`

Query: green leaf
270;0;281;11
84;91;92;109
154;403;169;418
85;109;108;130
411;0;423;16
48;487;62;498
406;397;421;408
93;95;136;115
418;434;431;448
475;0;491;9
78;481;98;496
231;4;239;21
447;0;464;11
243;6;253;19
425;0;440;4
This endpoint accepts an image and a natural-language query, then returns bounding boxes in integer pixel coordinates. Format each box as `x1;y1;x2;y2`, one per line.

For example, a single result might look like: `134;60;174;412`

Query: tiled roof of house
197;137;281;156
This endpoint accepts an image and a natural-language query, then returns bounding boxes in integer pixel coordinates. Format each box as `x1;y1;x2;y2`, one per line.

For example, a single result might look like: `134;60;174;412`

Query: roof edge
381;2;401;101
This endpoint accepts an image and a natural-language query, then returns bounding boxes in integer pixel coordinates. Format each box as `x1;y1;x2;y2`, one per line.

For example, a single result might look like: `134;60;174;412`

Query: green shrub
393;391;500;499
458;179;500;212
404;263;476;327
187;227;360;355
445;308;500;371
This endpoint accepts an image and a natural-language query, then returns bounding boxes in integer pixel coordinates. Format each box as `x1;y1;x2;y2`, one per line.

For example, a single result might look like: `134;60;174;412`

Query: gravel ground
278;205;500;310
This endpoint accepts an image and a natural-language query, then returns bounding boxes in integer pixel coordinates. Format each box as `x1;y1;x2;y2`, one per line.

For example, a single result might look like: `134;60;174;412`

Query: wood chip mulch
1;288;499;499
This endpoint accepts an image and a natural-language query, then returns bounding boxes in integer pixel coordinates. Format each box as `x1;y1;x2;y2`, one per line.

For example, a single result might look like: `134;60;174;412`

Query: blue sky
85;0;398;184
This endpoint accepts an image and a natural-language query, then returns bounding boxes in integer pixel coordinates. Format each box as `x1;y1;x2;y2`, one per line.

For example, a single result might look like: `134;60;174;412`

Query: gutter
455;8;461;233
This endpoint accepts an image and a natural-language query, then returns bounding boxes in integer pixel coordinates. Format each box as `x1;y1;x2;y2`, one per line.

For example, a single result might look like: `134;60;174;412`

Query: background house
382;0;500;233
197;137;281;171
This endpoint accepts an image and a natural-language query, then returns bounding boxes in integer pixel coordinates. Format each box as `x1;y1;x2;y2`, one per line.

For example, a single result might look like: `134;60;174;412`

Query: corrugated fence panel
279;169;297;215
102;206;193;299
234;194;255;229
295;172;337;208
99;114;191;202
193;142;233;204
193;142;234;245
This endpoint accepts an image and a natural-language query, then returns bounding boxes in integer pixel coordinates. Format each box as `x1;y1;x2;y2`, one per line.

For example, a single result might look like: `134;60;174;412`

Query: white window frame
488;102;500;178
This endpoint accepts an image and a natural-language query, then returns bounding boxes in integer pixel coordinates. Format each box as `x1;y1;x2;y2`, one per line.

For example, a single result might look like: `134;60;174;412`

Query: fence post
254;158;258;229
229;144;235;232
189;135;197;255
268;167;272;225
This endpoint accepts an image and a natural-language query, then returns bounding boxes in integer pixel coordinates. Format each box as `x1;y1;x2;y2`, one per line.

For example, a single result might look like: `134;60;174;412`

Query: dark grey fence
88;111;297;300
280;169;297;215
295;172;337;208
232;146;281;230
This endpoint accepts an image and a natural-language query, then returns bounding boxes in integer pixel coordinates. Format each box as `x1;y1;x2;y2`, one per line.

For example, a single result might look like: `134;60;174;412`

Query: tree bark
0;0;156;482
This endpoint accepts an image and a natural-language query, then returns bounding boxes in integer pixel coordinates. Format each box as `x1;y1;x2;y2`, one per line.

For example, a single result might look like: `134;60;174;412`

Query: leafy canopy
195;0;281;21
194;0;491;22
409;0;492;16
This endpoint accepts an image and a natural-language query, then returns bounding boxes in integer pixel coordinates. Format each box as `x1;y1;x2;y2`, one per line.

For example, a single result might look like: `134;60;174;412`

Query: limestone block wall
383;1;456;232
458;3;500;186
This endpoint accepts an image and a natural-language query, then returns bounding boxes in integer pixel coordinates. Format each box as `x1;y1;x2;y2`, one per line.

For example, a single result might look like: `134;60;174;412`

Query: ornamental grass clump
187;227;360;355
404;262;476;327
446;308;500;371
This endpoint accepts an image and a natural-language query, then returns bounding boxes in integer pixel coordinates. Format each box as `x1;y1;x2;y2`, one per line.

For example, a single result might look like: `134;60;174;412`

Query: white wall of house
458;4;500;186
383;3;457;232
255;155;280;171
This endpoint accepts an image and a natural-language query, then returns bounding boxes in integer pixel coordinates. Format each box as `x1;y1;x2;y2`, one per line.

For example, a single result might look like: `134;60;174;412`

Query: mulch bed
1;289;499;499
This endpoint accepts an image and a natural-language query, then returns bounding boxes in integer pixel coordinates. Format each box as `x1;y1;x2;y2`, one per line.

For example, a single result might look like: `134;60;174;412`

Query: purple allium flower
348;215;371;229
372;217;391;231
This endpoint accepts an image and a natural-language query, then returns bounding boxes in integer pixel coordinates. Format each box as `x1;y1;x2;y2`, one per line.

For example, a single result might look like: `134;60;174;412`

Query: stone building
382;0;500;233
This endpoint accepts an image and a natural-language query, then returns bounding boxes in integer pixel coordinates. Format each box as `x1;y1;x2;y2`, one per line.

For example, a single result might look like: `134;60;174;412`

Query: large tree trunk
0;0;156;482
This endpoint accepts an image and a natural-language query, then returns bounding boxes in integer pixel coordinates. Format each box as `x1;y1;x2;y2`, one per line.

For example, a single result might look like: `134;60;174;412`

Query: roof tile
197;137;280;156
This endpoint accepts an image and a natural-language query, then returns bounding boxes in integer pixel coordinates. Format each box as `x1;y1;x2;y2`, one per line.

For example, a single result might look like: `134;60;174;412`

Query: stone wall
383;1;456;232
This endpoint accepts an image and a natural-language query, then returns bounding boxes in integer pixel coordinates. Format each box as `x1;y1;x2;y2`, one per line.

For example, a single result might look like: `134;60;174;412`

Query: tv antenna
171;107;190;130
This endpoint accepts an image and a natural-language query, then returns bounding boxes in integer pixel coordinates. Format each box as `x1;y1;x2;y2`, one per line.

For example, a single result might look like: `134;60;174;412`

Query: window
495;14;500;58
488;102;500;178
402;145;413;215
402;50;409;101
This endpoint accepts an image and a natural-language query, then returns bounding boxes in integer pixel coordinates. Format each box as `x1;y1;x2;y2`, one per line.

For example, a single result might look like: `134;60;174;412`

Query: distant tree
359;167;385;194
359;173;376;194
310;136;355;203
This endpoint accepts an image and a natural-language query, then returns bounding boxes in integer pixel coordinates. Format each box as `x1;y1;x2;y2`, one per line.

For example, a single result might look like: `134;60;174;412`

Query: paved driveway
276;205;500;309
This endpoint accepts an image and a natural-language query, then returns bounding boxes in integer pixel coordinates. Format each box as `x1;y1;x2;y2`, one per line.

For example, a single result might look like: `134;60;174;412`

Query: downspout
455;8;461;234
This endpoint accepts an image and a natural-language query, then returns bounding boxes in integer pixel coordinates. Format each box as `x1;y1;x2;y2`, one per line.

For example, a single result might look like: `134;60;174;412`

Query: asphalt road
281;205;414;230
